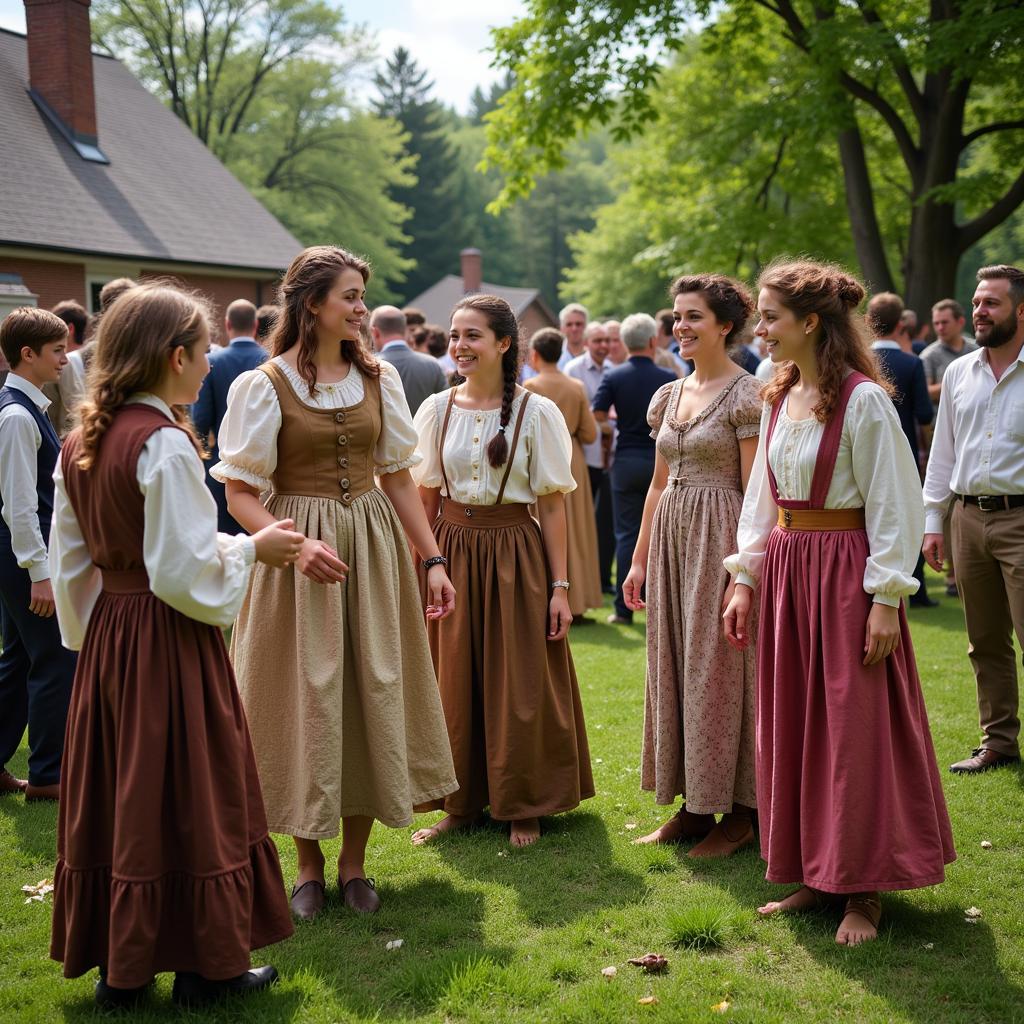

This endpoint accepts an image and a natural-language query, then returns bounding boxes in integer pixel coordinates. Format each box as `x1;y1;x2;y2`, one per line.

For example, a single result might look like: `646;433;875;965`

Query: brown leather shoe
25;782;59;802
0;770;28;795
949;747;1020;774
341;876;380;914
289;879;325;921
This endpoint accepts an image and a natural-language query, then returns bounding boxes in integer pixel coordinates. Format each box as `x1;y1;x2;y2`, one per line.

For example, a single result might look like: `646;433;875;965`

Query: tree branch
959;164;1024;252
853;0;925;127
961;119;1024;150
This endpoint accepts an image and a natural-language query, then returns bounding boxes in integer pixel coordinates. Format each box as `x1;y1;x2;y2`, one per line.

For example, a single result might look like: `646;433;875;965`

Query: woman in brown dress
624;275;763;857
410;296;594;848
49;283;300;1010
523;328;604;619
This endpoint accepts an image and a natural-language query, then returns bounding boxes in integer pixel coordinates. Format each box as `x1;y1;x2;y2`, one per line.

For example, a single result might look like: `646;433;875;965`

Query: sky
0;0;526;112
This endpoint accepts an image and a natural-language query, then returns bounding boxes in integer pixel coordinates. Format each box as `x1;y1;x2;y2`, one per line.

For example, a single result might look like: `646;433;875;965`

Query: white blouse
724;381;923;607
50;394;255;650
412;389;576;505
211;357;421;491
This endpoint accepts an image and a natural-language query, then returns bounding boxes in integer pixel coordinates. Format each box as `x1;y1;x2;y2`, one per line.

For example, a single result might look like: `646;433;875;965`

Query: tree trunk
901;197;960;318
836;122;896;294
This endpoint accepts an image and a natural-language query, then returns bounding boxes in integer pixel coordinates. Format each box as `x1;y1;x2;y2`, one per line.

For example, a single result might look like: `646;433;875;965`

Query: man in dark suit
868;291;936;607
192;299;268;533
371;305;447;414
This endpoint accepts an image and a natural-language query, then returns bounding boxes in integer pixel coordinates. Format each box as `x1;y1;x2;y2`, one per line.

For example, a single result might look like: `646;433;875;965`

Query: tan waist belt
776;507;866;531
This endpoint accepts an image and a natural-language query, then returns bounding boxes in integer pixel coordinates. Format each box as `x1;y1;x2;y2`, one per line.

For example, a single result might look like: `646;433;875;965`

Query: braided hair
449;294;521;468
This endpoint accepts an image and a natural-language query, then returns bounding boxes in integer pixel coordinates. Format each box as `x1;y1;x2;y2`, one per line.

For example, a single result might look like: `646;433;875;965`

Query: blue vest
0;385;61;542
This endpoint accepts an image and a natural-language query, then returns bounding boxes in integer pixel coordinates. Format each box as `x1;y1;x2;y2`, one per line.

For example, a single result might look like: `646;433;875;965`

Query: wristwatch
551;579;570;590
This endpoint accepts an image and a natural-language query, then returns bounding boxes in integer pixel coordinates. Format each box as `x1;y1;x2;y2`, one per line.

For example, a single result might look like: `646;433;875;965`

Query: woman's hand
297;538;348;584
721;577;737;615
623;563;646;611
547;588;573;641
863;603;900;666
723;582;753;650
425;564;455;621
251;518;304;568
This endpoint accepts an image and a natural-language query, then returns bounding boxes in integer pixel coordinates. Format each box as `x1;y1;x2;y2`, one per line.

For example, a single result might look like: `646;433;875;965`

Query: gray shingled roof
0;29;301;272
408;274;557;327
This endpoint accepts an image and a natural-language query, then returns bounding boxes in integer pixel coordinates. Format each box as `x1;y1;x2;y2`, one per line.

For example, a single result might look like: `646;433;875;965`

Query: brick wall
0;255;87;309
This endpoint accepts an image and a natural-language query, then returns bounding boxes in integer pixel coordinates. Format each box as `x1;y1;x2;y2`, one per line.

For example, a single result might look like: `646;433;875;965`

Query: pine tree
374;48;464;302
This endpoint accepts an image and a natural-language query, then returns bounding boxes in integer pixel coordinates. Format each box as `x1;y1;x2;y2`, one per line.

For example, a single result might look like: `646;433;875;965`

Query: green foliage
666;903;737;951
93;0;413;300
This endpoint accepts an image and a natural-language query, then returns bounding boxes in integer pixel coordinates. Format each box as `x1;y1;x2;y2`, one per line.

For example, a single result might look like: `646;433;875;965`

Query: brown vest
260;360;382;507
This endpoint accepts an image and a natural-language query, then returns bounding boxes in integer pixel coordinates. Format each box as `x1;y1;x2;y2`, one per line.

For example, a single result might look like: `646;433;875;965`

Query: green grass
1;574;1023;1022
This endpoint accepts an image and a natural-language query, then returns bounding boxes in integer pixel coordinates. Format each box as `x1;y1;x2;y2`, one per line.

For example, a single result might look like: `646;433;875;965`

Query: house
0;0;301;340
407;249;558;339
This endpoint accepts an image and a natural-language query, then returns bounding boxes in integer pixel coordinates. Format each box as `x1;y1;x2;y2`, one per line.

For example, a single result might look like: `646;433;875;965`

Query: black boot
171;965;279;1008
94;968;152;1011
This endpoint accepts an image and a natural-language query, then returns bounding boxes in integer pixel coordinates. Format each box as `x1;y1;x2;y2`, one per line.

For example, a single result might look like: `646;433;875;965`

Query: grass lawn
1;575;1022;1023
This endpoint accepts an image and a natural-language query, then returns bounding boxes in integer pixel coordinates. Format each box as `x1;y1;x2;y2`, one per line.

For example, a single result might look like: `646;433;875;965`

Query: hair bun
836;277;865;308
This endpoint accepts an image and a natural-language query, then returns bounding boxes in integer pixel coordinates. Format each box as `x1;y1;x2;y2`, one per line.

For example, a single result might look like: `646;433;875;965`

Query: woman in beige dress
213;246;458;921
523;328;604;619
624;274;762;857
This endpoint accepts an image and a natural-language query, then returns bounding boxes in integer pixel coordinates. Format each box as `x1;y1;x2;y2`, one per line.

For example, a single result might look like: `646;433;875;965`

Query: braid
485;350;518;468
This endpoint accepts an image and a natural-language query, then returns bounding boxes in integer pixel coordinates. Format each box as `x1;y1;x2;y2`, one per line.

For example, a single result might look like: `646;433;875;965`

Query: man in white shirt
0;308;77;801
923;264;1024;775
566;322;615;594
555;302;589;370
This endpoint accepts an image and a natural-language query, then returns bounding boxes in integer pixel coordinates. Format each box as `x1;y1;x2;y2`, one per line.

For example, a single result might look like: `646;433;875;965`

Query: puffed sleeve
848;384;923;606
139;428;255;628
729;375;764;440
411;392;444;489
375;361;423;474
210;369;281;491
647;381;675;440
49;454;101;651
527;396;576;497
724;402;775;588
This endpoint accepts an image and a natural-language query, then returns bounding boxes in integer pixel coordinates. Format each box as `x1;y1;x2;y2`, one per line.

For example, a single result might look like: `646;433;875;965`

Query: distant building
407;249;558;342
0;0;301;344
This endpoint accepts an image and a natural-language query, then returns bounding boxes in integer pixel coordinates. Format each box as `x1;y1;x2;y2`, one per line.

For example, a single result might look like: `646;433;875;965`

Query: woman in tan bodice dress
523;328;604;618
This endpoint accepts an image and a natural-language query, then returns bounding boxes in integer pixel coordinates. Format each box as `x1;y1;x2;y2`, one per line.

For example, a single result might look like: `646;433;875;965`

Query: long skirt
422;500;595;820
641;482;756;813
233;490;457;838
51;574;294;989
757;526;956;893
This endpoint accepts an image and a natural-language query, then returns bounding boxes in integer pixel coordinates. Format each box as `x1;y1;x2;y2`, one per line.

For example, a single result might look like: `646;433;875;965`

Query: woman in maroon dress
723;260;954;946
49;283;302;1009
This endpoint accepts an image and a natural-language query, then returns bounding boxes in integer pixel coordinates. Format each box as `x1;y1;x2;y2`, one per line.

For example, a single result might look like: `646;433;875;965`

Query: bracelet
551;579;570;590
423;555;448;570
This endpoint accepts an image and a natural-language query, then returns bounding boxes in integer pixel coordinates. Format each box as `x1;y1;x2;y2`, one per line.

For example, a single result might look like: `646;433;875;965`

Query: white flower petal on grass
385;939;403;951
980;840;993;849
601;966;617;979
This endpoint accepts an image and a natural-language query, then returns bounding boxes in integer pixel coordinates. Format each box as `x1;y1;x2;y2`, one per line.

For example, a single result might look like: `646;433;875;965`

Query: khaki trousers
951;500;1024;756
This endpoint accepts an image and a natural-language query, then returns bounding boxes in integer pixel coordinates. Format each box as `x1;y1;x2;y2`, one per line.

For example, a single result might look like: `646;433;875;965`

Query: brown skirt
50;578;294;989
420;500;595;820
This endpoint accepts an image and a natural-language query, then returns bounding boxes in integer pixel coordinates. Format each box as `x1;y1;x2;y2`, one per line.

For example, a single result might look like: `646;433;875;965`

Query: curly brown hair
270;245;379;394
759;259;891;422
75;282;210;469
669;273;754;347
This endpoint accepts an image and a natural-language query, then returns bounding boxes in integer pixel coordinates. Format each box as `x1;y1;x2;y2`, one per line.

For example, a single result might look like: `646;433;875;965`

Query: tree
374;47;464;301
485;1;1024;312
93;0;413;299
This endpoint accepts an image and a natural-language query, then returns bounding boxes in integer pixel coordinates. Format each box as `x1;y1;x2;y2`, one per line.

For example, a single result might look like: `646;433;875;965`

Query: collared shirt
565;351;611;467
0;373;52;580
380;338;408;354
919;336;979;406
592;355;676;455
922;344;1024;533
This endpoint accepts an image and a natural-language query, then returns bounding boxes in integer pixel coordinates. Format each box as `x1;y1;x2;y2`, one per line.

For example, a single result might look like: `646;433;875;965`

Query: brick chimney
25;0;98;145
461;248;482;294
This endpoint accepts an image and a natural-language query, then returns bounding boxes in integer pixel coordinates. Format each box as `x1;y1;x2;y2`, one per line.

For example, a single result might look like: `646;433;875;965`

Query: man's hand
922;532;944;573
29;579;55;617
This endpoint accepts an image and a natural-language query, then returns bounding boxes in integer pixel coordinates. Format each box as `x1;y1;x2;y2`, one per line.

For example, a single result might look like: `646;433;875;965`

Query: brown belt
776;507;866;531
100;568;151;593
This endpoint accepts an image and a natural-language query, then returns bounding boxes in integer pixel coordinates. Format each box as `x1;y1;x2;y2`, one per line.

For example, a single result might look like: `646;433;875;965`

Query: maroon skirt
50;573;293;988
756;526;955;893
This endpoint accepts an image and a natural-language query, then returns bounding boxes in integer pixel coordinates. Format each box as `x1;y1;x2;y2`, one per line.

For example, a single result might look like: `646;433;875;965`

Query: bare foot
633;808;715;845
509;818;541;847
688;812;754;859
757;885;826;917
835;894;881;946
411;813;478;846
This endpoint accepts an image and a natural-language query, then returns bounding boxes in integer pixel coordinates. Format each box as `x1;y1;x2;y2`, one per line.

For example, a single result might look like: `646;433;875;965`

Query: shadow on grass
0;749;59;864
429;810;648;927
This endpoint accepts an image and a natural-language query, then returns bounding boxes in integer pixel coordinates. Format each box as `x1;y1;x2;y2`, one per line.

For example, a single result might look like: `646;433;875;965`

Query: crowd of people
0;249;1022;1010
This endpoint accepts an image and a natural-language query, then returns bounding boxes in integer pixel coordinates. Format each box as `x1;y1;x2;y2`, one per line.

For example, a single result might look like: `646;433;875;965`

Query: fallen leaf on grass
601;966;617;980
22;879;54;904
628;953;669;973
923;942;934;950
624;823;638;831
385;939;403;951
980;840;993;850
638;996;658;1005
964;906;982;924
711;999;731;1013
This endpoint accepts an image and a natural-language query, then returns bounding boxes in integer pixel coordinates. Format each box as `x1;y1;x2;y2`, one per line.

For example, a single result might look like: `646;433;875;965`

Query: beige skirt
232;488;457;838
